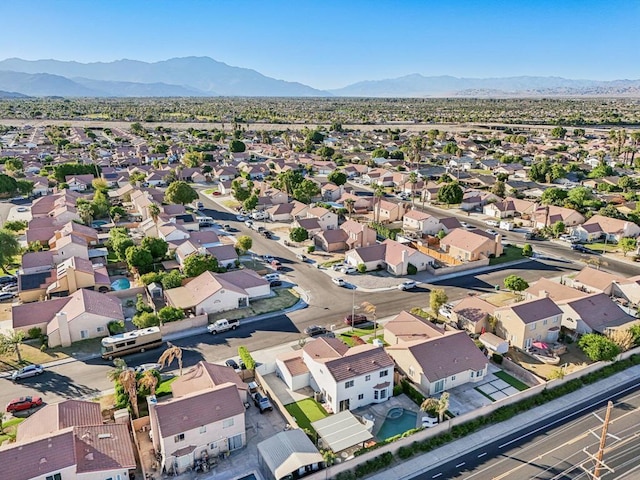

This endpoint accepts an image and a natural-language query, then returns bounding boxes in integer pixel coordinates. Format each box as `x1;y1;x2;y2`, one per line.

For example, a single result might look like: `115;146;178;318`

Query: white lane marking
477;452;487;458
456;462;466;468
432;473;442;478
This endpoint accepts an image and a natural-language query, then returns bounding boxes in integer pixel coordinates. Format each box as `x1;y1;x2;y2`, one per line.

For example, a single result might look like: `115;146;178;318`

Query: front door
339;399;350;412
524;337;532;350
433;379;445;394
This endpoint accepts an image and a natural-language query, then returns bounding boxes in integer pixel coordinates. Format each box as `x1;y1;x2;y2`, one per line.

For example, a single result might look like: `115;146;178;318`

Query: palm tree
0;330;26;363
119;368;140;418
107;358;128;382
420;392;450;424
138;370;159;396
360;301;378;340
344;198;355;219
373;184;385;223
158;343;183;376
77;202;93;226
148;203;160;224
408;172;418;208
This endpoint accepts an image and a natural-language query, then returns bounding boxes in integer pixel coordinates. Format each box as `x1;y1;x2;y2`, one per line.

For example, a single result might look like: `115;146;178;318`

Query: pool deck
352;394;421;438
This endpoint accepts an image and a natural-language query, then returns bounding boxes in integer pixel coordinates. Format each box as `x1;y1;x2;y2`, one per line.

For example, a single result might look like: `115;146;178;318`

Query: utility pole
581;400;615;479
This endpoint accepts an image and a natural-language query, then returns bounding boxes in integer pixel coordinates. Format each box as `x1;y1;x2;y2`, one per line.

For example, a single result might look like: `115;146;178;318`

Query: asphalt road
411;380;640;479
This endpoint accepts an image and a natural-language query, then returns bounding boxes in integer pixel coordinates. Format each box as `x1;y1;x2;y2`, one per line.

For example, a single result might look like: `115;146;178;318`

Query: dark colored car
270;280;283;287
6;396;43;413
261;230;273;239
253;392;273;413
571;244;594;254
304;325;328;337
344;314;368;326
225;359;240;370
0;275;16;285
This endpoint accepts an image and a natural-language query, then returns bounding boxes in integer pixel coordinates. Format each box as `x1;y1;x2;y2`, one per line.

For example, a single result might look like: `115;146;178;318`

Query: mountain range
0;57;639;98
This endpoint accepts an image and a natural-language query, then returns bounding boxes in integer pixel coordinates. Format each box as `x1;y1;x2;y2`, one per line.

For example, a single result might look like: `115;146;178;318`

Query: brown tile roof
216;269;268;290
384;310;444;342
21;250;55;270
154;382;244;438
524;277;588;302
325;344;394;382
17;399;102;442
403;209;432;221
303;337;349;361
171;361;248;398
63;288;124;322
74;423;136;473
564;293;638;333
351;243;386;263
0;430;76;480
440;228;494;252
12;297;70;329
499;297;563;324
388;331;488;382
573;266;621;292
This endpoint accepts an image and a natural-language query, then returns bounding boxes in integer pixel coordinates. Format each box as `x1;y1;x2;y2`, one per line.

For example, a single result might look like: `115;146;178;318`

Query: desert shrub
27;327;42;339
492;353;503;364
407;263;417;275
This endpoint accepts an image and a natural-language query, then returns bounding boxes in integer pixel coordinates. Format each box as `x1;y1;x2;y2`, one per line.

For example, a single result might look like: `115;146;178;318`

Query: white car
134;363;163;374
236;215;246;221
263;273;280;282
486;229;498;236
332;277;346;287
439;306;452;319
341;266;357;274
244;220;254;229
422;415;438;428
485;220;499;227
332;263;345;271
11;364;44;381
17;207;29;212
398;280;418;291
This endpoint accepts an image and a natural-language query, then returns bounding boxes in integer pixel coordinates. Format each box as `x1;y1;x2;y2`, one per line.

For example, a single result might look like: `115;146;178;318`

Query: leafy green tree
181;151;204;167
618;176;636;192
110;205;126;220
129;171;146;185
231;178;252;202
371;148;389;159
158;306;185;323
589;164;614;179
161;269;184;289
620;237;637;257
16;179;34;197
578;333;620;361
522;244;533;257
92;178;108;191
3;220;26;232
317;146;335;159
491;180;506;197
289;227;309;243
573;128;586;137
183;254;219;278
541;188;568;205
293;179;320;203
550;126;567;139
307;130;325;144
273;170;304;195
140;271;164;286
125;246;154;273
551;221;566;238
437;230;447;240
0;174;18;196
0;229;20;273
4;157;23;173
229;140;246;153
437;182;463;206
243;194;259;212
236;235;253;253
238;346;256;370
567;187;593;210
91;189;110;218
327;170;347;186
164;181;198;205
430;288;448;316
53;163;99;183
503;275;529;292
133;312;159;329
0;330;26;362
141;237;168;259
110;228;134;261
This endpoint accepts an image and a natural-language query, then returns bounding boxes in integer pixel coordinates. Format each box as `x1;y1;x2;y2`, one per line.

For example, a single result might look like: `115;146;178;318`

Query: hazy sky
1;0;639;89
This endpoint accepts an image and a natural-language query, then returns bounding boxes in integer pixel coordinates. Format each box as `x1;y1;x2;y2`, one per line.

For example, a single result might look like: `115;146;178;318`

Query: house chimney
540;290;549;298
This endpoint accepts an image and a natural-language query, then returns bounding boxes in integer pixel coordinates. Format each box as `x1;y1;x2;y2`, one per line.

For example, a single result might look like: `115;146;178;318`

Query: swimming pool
376;407;418;440
110;277;131;291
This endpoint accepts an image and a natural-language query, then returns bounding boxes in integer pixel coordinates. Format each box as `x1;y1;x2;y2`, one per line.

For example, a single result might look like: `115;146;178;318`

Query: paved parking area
447;364;520;415
475;378;520;400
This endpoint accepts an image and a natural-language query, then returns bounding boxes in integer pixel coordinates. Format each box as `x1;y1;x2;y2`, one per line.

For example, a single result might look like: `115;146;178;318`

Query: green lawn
585;242;619;253
494;370;529;391
285;398;328;431
490;245;525;265
155;376;178;397
0;417;25;444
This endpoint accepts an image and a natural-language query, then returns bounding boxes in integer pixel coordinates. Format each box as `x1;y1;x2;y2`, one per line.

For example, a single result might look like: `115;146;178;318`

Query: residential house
559;293;639;335
402;210;443;236
314;229;348;253
494;297;564;349
1;400;136;480
306;206;338;230
164;270;269;315
452;296;497;334
440;229;503;262
376;199;406;223
524;277;588;303
276;338;395;413
363;168;395;187
383;310;445;346
65;174;95;192
320;182;342;202
571;214;640;243
532;205;585;229
12;288;124;347
570;266;622;295
341;219;377;250
345;240;434;275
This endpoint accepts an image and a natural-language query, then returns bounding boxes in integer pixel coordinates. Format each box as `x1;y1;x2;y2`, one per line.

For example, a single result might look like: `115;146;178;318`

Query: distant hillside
0;57;329;97
330;74;640;97
0;89;27;98
0;71;103;97
72;77;214;97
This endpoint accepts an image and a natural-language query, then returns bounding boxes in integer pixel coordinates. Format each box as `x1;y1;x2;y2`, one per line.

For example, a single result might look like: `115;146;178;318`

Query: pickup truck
253;392;273;413
207;318;240;334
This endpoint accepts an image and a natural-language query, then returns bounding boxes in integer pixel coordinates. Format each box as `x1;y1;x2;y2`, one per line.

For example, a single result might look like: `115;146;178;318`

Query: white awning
311;410;373;453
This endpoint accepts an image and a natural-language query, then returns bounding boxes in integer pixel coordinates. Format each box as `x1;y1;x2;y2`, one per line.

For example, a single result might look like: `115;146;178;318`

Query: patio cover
312;410;373;453
257;429;323;480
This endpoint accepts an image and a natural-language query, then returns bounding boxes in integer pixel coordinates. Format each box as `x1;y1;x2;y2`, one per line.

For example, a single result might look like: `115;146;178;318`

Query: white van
252;211;268;220
263;273;280;282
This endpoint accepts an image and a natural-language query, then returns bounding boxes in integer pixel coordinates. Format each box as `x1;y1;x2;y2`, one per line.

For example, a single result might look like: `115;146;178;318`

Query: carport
257;429;324;480
311;411;373;453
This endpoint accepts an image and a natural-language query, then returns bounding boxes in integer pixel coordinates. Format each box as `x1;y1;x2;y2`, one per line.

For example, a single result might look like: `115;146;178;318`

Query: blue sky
1;0;638;89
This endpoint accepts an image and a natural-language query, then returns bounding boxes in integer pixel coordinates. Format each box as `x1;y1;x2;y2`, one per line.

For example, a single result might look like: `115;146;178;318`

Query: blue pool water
110;278;131;291
376;408;418;440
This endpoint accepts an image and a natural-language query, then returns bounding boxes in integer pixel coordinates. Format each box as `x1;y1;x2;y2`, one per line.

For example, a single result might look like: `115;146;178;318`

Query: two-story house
494;296;564;349
402;210;443;236
439;229;503;262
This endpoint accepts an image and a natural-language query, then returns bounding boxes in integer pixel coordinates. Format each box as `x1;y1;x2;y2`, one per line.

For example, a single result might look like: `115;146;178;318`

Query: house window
209;442;217;450
374;390;379;400
476;369;484;377
381;389;387;399
358;394;364;400
97;326;105;333
80;330;89;339
345;380;354;389
380;370;389;378
543;319;548;326
529;322;536;331
46;475;62;480
223;418;234;428
200;425;207;434
552;316;559;323
365;375;371;381
408;366;415;377
470;371;474;378
451;375;456;381
174;433;185;443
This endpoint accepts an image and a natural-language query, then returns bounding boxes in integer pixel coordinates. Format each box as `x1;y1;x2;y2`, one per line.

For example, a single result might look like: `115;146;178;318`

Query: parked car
486;229;499;236
332;263;345;271
225;359;240;370
6;396;43;413
263;273;280;282
0;292;16;302
134;363;163;374
263;255;275;264
0;275;16;285
261;230;273;239
332;277;346;287
485;220;499;227
11;364;44;381
304;325;328;337
341;266;357;274
460;221;475;229
223;224;232;231
296;253;308;262
253;392;273;413
438;306;452;319
270;260;283;270
344;314;368;325
571;244;594;254
422;415;438;428
2;284;18;293
244;220;254;229
236;215;246;221
270;280;283;287
398;280;418;291
257;226;266;233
